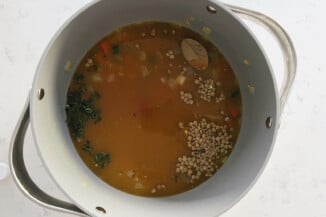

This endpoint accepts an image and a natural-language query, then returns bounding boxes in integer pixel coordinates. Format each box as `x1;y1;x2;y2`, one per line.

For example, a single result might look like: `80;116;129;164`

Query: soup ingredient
82;141;111;168
94;152;111;168
111;44;120;55
181;38;208;70
65;86;101;139
176;118;232;183
195;77;216;102
231;89;240;99
180;91;194;105
66;74;110;168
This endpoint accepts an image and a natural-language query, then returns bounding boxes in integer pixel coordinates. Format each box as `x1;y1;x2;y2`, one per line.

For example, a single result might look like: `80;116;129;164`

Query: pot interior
31;0;278;216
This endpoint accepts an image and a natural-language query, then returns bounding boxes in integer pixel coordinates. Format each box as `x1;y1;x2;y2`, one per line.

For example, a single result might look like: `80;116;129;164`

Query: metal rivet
266;117;272;128
95;207;106;214
206;5;217;13
38;88;45;100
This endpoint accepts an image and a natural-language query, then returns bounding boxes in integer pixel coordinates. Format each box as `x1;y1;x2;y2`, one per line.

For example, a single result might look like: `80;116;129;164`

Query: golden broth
66;22;242;197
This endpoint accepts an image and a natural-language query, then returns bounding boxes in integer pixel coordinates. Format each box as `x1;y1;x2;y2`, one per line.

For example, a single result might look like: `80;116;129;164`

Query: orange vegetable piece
229;106;239;118
100;41;110;54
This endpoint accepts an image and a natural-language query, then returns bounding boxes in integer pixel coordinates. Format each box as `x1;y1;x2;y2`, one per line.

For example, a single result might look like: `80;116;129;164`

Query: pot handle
225;4;297;112
9;93;90;217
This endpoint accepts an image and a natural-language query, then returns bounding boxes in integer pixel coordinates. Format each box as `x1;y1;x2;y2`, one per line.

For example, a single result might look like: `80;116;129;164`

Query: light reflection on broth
65;22;242;197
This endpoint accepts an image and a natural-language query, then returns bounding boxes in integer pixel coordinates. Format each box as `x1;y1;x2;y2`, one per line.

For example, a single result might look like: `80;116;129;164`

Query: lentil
180;91;194;104
166;50;175;59
176;118;233;183
196;77;216;102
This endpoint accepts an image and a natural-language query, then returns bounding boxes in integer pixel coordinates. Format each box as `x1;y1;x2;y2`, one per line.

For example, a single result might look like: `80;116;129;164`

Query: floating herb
82;140;93;154
111;44;120;55
65;87;101;139
66;73;108;168
74;73;84;82
231;89;240;99
94;152;111;168
81;141;111;169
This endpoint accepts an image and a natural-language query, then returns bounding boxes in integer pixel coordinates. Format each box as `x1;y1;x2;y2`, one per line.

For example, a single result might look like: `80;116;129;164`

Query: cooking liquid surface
67;22;242;197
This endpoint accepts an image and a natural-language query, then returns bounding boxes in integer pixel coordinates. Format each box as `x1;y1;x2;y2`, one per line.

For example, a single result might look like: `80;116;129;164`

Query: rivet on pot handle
9;92;90;217
225;4;297;113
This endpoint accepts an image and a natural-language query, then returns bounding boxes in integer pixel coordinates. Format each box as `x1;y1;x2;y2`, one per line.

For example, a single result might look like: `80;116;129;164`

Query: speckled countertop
0;0;325;216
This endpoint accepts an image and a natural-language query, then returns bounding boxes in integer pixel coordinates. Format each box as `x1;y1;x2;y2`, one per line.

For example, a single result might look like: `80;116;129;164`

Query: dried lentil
215;93;225;103
85;58;94;68
180;91;194;105
195;77;216;102
166;50;175;59
176;118;233;183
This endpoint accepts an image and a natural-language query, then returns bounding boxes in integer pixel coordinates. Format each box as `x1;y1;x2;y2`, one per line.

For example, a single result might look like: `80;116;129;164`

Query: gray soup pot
9;0;296;217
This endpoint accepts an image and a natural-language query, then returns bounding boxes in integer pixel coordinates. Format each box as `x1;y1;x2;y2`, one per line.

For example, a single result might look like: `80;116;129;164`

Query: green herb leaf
81;140;111;169
65;87;101;139
94;152;111;168
82;140;93;154
74;73;84;82
111;44;120;55
231;89;240;99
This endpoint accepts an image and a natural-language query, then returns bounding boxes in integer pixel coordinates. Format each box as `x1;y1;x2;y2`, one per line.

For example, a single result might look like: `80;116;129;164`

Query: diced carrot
100;41;110;54
229;106;239;118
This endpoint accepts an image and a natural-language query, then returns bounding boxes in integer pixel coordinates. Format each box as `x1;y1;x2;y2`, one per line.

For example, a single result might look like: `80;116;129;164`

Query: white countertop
1;0;325;216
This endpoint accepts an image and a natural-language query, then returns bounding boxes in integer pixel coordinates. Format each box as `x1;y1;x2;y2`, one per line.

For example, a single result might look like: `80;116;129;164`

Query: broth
66;22;242;197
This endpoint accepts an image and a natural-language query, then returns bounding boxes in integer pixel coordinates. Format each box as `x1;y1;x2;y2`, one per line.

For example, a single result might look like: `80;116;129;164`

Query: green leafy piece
81;140;111;169
82;140;93;154
66;62;109;169
231;89;240;99
111;44;120;55
94;152;111;168
74;73;84;82
65;87;101;139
